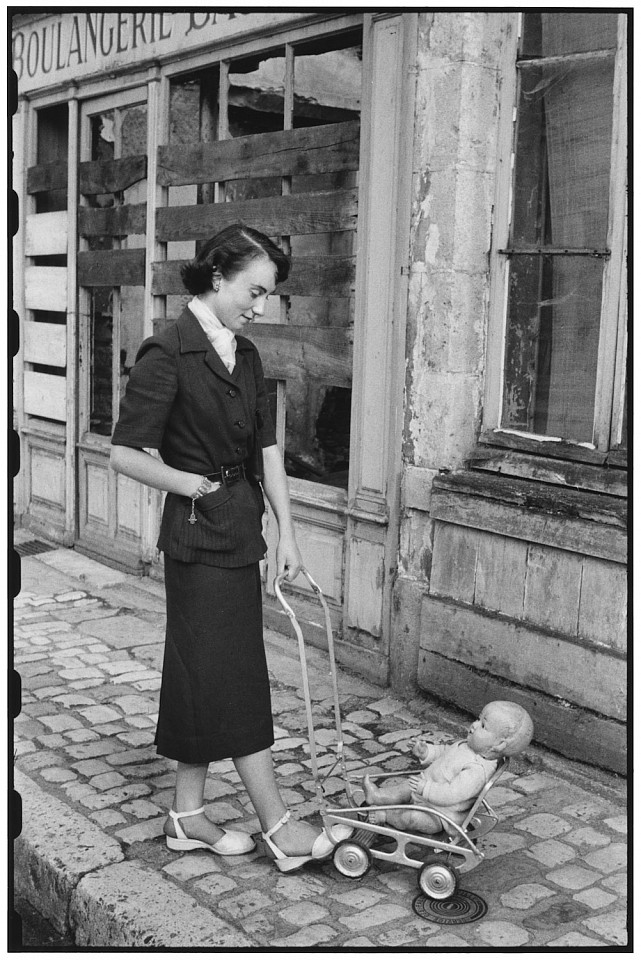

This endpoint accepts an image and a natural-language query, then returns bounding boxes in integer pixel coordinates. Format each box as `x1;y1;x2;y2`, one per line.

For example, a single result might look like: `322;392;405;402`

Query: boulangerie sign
12;11;308;94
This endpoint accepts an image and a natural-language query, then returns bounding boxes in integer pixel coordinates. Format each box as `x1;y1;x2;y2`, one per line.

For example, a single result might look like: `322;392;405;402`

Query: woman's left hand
277;532;303;582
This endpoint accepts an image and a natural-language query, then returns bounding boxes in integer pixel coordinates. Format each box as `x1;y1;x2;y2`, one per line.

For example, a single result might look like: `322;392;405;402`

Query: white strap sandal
166;806;255;856
261;809;353;873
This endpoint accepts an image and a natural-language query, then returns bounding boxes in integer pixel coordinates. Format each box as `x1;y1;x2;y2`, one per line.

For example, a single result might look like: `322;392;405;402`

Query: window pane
513;58;615;248
266;378;351;487
520;13;618;58
90;288;113;436
501;254;604;442
36;103;68;212
227;53;285;201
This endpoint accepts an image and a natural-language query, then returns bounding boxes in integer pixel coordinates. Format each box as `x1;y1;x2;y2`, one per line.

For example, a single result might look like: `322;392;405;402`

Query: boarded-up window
158;29;362;488
78;99;148;436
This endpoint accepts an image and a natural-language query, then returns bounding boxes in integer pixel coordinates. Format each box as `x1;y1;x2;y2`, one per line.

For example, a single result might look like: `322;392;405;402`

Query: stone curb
14;770;254;948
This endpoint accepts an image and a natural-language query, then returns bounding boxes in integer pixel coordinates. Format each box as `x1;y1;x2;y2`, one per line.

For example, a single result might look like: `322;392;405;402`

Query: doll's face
467;703;511;757
213;256;277;334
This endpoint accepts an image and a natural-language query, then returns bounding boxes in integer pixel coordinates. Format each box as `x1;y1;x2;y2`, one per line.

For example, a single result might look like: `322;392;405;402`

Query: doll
363;701;533;834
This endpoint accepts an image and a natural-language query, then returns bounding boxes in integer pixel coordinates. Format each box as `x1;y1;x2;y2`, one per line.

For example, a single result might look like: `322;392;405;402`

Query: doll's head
467;701;533;759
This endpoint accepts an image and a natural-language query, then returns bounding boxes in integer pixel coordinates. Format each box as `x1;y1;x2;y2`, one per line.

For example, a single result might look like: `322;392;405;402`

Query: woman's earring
212;278;221;293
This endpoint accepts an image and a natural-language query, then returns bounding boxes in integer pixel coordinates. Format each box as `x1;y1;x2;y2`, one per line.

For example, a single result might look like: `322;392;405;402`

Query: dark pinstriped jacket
111;307;277;567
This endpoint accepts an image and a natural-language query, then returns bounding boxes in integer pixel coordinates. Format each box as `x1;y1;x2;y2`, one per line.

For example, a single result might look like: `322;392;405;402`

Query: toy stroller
274;569;510;901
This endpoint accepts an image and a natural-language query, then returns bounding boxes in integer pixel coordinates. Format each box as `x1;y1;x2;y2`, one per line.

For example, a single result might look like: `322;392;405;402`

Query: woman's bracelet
191;476;217;499
187;476;220;524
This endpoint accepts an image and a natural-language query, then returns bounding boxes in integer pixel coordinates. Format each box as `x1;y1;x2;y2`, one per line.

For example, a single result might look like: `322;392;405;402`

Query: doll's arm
412;739;446;767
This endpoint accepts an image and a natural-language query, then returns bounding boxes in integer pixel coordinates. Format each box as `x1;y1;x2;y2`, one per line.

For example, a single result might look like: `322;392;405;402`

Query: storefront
13;11;627;771
13;10;415;682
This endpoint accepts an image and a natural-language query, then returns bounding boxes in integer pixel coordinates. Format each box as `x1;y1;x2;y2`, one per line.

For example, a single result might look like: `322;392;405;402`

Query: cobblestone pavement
13;548;629;949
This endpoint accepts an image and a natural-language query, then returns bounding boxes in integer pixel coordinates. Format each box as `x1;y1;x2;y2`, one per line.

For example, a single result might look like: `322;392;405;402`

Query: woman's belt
205;462;247;486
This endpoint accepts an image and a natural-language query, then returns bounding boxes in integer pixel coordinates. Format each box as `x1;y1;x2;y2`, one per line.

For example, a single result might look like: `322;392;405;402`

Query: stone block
476;921;530;947
112;693;158;715
89;772;127;791
527;839;577;867
573;887;617;909
77;706;122;725
582;911;628;946
337;903;412;932
500;883;556;910
78;615;162;649
546;865;601;890
279;902;329;926
69;860;253;947
582;843;627;875
163;855;220;881
516;814;572;839
14;770;124;934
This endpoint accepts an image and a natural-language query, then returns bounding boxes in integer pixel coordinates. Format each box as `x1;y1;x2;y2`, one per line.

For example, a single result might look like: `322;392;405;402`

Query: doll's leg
383;807;443;834
363;774;413;807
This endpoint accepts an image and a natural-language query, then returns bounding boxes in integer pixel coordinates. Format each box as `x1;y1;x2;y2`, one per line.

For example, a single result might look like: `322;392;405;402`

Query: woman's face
213;256;278;333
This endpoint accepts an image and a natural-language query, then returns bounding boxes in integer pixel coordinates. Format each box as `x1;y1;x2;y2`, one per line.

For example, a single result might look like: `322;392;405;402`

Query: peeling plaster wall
404;12;503;471
392;12;506;691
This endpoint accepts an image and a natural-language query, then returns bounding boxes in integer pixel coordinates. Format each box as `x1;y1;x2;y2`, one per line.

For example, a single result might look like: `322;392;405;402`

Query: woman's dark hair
180;223;290;295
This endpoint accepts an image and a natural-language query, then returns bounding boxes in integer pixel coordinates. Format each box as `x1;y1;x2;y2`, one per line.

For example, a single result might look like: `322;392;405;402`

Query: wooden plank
23;321;66;368
578;557;627;653
347;539;385;637
523;545;584;637
78;155;147;196
25;212;67;256
77;249;146;287
26;162;67;195
24;371;67;422
479;428;608;465
429;522;478;604
78;203;147;238
30;445;65;508
152;256;356;298
157;120;360;187
432;472;627;528
473;530;528;620
116;473;144;539
25;266;67;312
417;649;626;775
248;324;352;387
419;595;626;721
430;482;626;564
607;448;628;468
469;450;628;498
155;188;358;242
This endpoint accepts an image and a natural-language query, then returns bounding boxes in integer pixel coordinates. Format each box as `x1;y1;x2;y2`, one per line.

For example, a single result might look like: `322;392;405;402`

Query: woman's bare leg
234;747;322;856
164;761;227;844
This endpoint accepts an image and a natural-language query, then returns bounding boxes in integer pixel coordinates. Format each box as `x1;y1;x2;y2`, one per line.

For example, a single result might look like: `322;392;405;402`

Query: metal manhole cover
15;540;58;557
413;889;488;924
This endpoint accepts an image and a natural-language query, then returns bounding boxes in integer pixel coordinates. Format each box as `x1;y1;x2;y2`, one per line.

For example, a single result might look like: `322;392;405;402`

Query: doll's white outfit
416;740;497;827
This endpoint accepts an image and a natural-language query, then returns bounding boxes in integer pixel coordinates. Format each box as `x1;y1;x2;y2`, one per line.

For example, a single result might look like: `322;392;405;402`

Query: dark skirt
155;558;274;764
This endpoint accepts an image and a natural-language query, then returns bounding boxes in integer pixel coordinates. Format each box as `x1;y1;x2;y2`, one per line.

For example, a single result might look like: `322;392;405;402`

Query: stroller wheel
418;856;459;900
333;840;372;879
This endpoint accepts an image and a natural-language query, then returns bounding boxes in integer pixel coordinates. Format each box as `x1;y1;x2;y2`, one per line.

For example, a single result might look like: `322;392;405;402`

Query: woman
110;224;348;872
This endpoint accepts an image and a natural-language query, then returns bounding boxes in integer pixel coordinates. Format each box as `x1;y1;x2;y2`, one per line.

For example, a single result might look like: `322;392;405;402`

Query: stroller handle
273;567;346;810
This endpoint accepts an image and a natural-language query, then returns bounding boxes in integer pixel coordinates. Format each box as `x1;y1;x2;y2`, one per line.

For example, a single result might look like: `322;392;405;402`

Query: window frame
483;12;628;459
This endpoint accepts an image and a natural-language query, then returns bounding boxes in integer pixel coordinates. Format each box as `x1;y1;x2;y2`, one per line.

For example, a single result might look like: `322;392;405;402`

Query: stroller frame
274;569;508;899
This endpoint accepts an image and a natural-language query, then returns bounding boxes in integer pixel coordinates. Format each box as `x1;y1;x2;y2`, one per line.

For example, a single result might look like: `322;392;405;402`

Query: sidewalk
13;541;628;949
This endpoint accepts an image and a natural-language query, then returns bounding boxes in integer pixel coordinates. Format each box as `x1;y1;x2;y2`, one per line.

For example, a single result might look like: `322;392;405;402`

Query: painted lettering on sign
12;12;304;92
